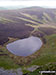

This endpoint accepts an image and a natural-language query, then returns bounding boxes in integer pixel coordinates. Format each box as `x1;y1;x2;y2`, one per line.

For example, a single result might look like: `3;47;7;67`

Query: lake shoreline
6;36;43;56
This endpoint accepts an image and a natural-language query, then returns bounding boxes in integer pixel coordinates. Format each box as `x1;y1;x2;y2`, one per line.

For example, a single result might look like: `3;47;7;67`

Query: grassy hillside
0;7;56;72
29;34;56;66
0;7;56;44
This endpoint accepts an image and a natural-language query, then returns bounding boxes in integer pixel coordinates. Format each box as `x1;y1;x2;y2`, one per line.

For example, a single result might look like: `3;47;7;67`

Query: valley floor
0;34;56;75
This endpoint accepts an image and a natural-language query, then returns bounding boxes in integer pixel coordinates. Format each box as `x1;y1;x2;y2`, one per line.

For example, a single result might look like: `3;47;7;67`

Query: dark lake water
6;36;42;56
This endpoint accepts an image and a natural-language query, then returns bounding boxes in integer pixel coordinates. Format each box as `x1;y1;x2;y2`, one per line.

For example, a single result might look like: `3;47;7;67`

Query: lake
6;36;42;56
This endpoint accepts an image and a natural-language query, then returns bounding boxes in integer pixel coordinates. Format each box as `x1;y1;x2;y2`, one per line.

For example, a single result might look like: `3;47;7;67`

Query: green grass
22;69;30;74
0;56;19;69
0;37;19;69
28;69;40;75
28;63;56;75
29;34;56;66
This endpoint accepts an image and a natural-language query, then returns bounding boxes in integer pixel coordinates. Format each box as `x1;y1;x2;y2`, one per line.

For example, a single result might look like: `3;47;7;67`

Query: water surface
6;36;42;56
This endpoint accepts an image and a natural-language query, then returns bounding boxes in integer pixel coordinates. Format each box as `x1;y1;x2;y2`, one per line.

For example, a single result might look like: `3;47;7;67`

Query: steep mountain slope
0;7;56;45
